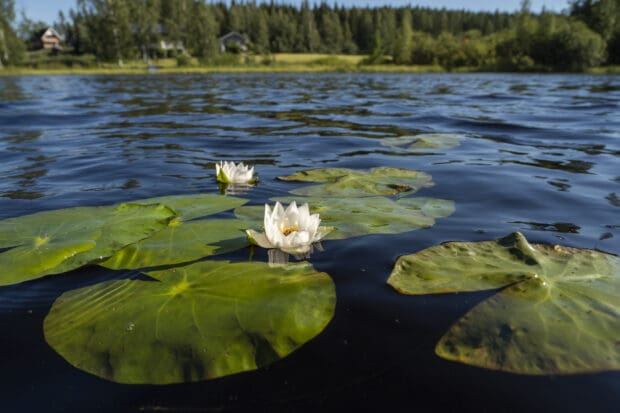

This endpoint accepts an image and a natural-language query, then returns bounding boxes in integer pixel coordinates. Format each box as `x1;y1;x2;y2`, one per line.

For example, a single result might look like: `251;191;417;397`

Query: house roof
218;32;247;44
34;27;63;41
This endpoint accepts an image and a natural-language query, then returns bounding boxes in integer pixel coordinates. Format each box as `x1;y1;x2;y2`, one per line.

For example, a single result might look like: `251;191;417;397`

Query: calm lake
1;73;619;411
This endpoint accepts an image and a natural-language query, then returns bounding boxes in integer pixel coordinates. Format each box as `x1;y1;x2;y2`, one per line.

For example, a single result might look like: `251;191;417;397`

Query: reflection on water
218;181;256;195
512;221;581;233
0;73;619;412
267;242;324;265
607;192;620;207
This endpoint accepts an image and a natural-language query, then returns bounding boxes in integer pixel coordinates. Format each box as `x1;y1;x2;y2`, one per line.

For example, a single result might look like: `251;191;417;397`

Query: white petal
281;244;312;255
314;226;333;241
272;202;285;220
226;162;254;184
287;201;299;215
288;230;311;246
263;203;272;225
282;201;298;228
266;222;283;247
296;203;310;228
298;203;310;218
246;229;273;249
307;213;321;232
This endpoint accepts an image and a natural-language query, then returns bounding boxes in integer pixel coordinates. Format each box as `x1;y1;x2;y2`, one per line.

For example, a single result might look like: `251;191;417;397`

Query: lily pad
236;196;454;240
44;260;336;384
381;133;463;151
100;219;249;270
0;203;176;286
277;167;433;197
388;232;620;375
129;193;248;221
100;193;249;270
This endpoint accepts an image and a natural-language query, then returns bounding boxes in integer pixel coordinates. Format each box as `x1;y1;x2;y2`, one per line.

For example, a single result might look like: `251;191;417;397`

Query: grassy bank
1;52;619;76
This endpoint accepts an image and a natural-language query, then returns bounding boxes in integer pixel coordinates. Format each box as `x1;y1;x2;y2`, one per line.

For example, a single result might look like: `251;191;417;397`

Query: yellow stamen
280;225;299;236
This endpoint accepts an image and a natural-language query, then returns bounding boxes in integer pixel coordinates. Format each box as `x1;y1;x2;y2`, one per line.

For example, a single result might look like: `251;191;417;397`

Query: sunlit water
0;73;619;411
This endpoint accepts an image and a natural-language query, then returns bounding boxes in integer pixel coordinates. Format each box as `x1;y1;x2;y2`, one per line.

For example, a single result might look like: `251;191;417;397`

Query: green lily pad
44;260;336;384
388;232;620;375
381;133;463;151
236;196;454;240
100;193;249;270
129;193;248;221
277;167;433;197
0;203;176;286
100;219;249;270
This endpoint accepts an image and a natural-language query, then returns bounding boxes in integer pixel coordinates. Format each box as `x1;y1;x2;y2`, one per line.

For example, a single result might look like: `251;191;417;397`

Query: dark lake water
0;73;619;412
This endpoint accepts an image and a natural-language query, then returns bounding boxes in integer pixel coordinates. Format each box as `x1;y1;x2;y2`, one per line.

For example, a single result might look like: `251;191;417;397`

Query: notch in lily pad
101;193;249;270
44;260;336;384
388;232;620;375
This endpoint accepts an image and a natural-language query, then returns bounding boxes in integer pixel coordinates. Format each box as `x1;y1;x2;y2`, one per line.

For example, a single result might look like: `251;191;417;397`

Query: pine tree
393;9;413;64
0;0;25;67
298;0;320;52
187;1;218;59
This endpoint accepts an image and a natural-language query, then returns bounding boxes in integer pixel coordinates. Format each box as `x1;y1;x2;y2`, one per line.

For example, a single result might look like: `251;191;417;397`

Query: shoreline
2;53;619;76
2;65;620;76
3;53;619;76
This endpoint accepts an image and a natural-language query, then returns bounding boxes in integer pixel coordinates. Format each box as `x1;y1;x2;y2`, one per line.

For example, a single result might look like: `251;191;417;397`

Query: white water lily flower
215;161;256;184
246;201;332;255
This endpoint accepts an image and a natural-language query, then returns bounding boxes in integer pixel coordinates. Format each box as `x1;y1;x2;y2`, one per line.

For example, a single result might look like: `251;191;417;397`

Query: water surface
1;73;619;412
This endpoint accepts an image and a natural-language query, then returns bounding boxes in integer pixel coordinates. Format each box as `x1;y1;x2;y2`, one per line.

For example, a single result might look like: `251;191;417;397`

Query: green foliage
8;1;617;70
609;30;620;64
277;167;433;197
175;53;191;67
185;1;218;59
100;193;249;269
410;31;436;65
0;202;177;286
24;50;97;68
544;19;606;71
388;232;620;375
393;9;413;64
0;0;25;67
236;166;453;240
206;52;241;66
309;55;354;71
361;29;386;64
236;196;454;241
45;260;336;384
571;0;620;64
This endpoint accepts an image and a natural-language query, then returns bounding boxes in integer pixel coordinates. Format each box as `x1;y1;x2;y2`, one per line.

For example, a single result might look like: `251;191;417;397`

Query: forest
1;0;619;72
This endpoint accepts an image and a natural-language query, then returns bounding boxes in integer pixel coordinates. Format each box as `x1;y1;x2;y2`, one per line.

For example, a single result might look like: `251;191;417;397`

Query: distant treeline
1;0;620;71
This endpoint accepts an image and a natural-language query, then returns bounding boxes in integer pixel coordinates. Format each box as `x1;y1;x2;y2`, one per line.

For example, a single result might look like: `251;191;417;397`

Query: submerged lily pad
44;260;336;384
236;196;454;240
277;167;433;197
381;133;463;151
0;203;176;286
101;193;249;269
388;232;620;375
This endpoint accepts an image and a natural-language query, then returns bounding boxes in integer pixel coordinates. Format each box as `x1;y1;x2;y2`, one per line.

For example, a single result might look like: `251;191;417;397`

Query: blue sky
15;0;571;25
